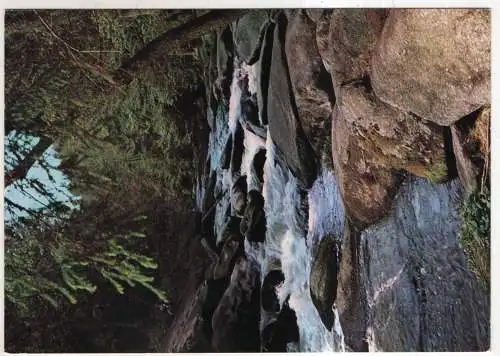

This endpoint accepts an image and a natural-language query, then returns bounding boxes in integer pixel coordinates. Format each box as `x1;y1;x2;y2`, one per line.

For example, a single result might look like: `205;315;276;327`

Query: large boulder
371;9;491;126
328;9;388;87
314;10;334;73
331;82;450;227
211;257;261;352
233;10;270;64
267;13;318;189
285;10;335;157
309;236;341;331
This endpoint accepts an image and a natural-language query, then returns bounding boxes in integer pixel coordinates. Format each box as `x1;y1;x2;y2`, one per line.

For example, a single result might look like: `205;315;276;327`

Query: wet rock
216;26;234;102
240;190;266;243
164;284;212;352
267;13;318;189
216;216;242;247
231;175;247;217
241;94;259;126
201;170;217;214
371;9;491;126
220;134;232;170
252;149;266;184
261;300;300;352
255;21;275;126
233;10;270;64
262;270;284;313
451;106;490;195
328;9;388;87
331;83;450;226
201;277;230;338
285;10;334;156
359;177;489;351
310;236;341;331
230;121;245;176
336;222;369;352
240;94;267;139
212;234;243;280
211;257;261;352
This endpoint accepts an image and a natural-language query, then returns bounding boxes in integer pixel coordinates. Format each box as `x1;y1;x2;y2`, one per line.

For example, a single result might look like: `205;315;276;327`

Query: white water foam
228;59;244;134
222;59;346;352
242;62;259;97
241;128;266;192
261;135;344;352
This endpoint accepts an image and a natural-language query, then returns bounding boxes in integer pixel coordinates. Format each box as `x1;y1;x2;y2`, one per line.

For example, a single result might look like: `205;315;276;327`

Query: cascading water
210;58;346;352
262;137;345;352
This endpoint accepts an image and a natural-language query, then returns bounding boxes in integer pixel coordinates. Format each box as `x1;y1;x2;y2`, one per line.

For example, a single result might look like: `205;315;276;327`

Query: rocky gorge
162;8;490;352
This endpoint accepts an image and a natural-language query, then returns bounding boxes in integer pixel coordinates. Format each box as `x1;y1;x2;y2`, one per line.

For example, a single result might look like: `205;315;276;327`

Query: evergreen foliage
4;9;212;352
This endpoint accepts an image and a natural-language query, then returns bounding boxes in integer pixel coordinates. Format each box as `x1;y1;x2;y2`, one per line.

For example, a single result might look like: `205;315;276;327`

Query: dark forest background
3;9;237;352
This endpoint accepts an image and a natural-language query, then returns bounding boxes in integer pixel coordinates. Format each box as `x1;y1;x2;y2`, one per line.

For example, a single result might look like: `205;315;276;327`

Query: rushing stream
207;59;346;352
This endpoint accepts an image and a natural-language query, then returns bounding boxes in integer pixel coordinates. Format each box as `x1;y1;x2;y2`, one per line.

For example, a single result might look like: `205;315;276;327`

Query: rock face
164;284;212;352
328;9;388;87
267;13;318;189
310;237;341;331
285;10;334;156
451;106;490;195
336;222;368;352
255;21;275;126
371;9;491;126
211;257;261;352
338;177;490;351
331;82;450;227
189;8;491;354
216;26;234;102
233;10;270;64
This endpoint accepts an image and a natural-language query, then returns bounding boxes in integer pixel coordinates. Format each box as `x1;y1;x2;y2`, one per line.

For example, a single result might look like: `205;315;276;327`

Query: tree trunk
5;136;53;188
115;9;250;85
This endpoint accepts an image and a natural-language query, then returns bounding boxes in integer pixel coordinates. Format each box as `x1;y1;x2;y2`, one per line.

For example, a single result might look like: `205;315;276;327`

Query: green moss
406;160;448;183
460;186;490;291
423;161;449;183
